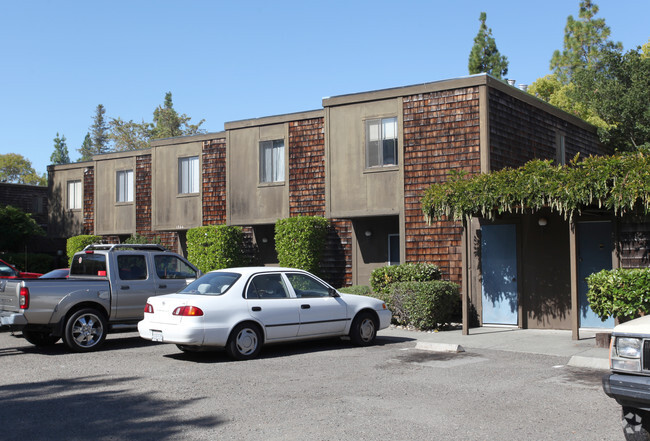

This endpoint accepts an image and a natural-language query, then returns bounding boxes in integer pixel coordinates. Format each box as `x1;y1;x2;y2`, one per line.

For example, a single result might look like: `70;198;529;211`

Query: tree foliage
78;132;93;162
109;118;152;151
90;104;110;155
151;92;205;140
0;153;46;185
0;205;45;252
50;132;70;165
549;0;622;84
468;12;508;79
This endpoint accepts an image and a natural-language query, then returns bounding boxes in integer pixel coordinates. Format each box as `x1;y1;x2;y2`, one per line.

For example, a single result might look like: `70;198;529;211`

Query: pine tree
78;132;93;162
50;132;70;165
90;104;110;154
468;12;508;79
151;92;205;140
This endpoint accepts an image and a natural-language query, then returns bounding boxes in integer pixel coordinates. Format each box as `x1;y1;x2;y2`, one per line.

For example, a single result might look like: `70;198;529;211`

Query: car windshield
180;272;240;296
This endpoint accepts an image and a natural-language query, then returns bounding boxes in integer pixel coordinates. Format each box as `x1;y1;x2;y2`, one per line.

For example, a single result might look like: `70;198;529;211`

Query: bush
587;268;650;321
390;281;461;330
124;233;162;245
186;226;247;273
2;253;54;274
66;235;101;266
370;262;442;295
275;216;329;275
337;285;372;296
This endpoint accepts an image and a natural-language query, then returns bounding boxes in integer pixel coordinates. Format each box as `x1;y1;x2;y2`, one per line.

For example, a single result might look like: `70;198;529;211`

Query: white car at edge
138;267;392;360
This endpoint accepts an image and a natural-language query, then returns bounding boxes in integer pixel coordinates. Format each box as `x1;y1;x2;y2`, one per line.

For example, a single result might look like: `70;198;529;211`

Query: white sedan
138;267;392;360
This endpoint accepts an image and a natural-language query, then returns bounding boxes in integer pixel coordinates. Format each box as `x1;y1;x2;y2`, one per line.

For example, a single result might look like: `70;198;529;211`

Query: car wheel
22;329;60;346
350;312;377;346
226;323;262;360
63;308;107;352
623;407;650;441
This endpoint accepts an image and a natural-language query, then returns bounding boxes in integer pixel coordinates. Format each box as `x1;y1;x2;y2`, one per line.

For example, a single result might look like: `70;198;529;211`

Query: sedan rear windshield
181;272;240;296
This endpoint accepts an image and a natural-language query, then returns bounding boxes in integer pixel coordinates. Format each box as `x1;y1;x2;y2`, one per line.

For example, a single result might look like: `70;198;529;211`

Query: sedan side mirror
328;288;340;298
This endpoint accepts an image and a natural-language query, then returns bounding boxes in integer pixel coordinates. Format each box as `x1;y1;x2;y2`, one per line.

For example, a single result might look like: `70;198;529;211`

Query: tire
623;407;650;441
22;329;60;346
349;312;377;346
226;323;262;360
63;308;107;352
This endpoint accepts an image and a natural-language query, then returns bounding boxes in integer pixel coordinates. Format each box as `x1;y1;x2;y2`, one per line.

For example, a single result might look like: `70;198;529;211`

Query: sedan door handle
301;304;311;309
252;306;262;312
159;284;167;289
121;285;130;290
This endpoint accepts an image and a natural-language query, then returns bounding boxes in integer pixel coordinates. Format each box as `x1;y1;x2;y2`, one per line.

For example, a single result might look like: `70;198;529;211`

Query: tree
78;132;93;162
151;92;205;140
109;118;152;151
0;153;46;185
90;104;110;154
0;205;45;252
570;46;650;151
468;12;509;79
549;1;622;84
50;132;70;165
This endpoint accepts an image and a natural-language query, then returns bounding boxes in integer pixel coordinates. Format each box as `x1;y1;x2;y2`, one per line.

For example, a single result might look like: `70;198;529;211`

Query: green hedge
67;235;101;265
1;253;54;274
370;262;442;295
337;285;372;296
390;281;461;330
275;216;329;275
587;268;650;321
186;226;247;273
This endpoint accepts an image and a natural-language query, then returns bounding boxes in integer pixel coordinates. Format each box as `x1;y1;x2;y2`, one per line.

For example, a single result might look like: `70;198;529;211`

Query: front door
481;224;518;325
577;221;614;328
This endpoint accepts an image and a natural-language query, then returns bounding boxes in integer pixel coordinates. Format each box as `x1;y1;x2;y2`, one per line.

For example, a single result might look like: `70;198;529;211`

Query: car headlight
617;337;642;358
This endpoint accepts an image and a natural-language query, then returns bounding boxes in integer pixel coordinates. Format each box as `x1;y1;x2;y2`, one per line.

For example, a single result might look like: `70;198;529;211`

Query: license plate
152;331;163;342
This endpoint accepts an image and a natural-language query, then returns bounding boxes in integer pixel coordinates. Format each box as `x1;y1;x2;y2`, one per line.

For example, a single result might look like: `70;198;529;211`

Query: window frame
259;139;285;184
178;156;200;195
67;180;82;210
116;169;134;203
365;116;398;169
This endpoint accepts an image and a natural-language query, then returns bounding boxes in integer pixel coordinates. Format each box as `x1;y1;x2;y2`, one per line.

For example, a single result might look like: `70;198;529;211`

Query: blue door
481;224;518;325
578;221;614;328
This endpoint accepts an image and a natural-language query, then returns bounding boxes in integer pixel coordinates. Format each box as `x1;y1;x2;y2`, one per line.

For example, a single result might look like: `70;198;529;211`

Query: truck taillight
144;303;154;314
19;287;29;309
173;306;203;316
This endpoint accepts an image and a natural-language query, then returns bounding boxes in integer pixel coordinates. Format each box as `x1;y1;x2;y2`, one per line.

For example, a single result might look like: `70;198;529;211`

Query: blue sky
2;1;649;176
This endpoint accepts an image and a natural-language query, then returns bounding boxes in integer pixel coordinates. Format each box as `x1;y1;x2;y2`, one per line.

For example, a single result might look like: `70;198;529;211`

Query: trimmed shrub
2;253;54;274
275;216;329;275
124;233;162;245
67;235;101;265
186;225;247;273
337;285;372;296
587;268;650;321
370;262;442;295
390;281;461;330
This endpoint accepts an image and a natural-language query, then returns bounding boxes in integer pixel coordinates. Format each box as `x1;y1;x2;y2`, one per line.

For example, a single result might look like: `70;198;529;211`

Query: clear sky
1;0;649;176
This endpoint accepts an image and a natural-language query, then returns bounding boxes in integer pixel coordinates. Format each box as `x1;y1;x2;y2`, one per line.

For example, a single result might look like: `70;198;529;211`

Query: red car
0;259;42;279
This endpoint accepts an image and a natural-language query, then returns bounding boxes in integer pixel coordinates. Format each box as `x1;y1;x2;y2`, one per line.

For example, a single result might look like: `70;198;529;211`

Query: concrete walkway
378;326;610;370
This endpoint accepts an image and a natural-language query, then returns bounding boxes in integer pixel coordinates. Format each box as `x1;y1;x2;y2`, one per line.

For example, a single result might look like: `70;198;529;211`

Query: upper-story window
116;170;133;203
67;180;82;210
178;156;199;194
259;139;285;183
366;117;398;168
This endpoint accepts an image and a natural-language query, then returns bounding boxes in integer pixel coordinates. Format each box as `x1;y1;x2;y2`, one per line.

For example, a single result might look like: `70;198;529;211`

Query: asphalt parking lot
0;329;621;440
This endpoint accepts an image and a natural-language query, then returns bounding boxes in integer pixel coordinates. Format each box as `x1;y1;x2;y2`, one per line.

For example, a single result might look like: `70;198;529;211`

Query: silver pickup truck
0;244;200;352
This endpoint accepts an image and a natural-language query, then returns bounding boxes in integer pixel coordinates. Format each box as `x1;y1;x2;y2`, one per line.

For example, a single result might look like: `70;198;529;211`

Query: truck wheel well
54;302;108;336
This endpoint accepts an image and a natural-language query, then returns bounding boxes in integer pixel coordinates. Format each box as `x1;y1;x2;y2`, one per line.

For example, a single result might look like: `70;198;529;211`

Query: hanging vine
422;151;650;223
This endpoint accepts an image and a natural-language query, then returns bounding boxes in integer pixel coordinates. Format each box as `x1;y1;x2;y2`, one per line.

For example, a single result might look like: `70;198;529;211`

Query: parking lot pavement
378;325;610;370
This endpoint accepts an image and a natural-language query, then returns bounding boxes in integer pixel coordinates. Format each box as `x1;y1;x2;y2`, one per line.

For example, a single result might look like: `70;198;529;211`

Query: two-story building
48;74;611;332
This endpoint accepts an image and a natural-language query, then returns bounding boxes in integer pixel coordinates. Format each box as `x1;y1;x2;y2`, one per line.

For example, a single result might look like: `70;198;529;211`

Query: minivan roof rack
82;244;168;252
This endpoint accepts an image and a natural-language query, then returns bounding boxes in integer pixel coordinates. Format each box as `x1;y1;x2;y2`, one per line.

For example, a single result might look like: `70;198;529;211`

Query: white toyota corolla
138;267;392;360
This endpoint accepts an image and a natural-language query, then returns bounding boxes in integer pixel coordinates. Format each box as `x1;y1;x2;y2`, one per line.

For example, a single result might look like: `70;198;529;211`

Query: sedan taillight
19;287;29;309
172;306;204;317
144;303;154;314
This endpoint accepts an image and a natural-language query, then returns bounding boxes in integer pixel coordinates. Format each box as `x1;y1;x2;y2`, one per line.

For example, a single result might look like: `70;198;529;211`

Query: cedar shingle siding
202;138;227;225
289;118;325;217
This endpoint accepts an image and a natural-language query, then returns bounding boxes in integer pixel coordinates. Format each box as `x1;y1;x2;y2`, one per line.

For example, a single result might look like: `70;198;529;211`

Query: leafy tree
468;12;508;79
151;92;205;140
109;117;152;151
0;205;45;252
78;132;93;161
570;46;650;151
90;104;110;154
0;153;46;185
50;132;70;165
549;0;622;84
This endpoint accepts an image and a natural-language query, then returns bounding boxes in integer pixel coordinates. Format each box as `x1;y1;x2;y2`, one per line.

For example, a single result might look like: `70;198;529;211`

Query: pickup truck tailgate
0;280;21;313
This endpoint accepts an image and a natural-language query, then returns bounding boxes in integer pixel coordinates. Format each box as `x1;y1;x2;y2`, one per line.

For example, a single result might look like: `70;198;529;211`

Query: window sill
258;181;285;188
177;192;200;198
363;165;399;174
